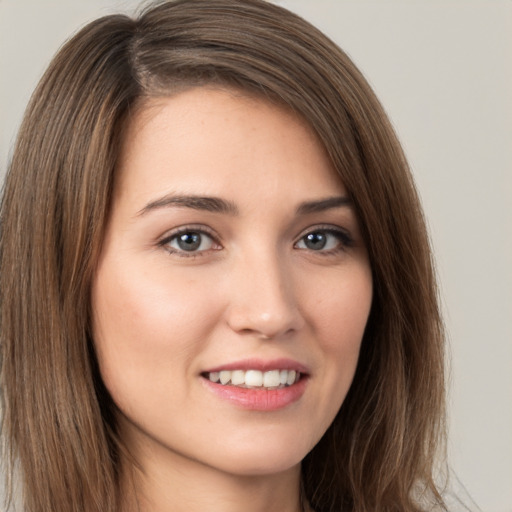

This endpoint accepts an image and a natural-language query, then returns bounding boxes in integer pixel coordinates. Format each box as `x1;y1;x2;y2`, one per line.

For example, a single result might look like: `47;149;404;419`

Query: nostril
226;306;304;340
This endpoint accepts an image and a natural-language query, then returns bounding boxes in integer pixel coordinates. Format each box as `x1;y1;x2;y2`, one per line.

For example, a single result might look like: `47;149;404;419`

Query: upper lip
203;358;310;374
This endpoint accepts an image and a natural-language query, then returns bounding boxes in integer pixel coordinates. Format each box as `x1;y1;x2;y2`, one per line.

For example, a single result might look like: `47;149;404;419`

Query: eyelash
158;224;354;258
295;225;354;255
158;225;221;259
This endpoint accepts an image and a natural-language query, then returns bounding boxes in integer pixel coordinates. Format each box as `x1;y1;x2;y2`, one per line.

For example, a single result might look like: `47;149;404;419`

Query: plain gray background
1;1;511;511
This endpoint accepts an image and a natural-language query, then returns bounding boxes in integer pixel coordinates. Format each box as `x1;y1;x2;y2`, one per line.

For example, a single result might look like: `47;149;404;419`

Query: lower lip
202;377;308;411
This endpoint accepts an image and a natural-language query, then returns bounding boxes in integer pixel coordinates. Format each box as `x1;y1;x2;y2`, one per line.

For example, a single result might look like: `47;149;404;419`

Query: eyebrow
137;193;351;217
296;196;352;215
137;194;239;216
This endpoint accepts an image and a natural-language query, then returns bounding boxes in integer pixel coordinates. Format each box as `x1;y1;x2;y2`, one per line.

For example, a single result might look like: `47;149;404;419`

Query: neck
119;447;305;512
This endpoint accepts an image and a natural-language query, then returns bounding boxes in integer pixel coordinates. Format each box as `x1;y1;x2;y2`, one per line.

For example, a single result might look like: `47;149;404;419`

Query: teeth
206;369;301;389
219;370;231;385
263;370;280;387
231;370;245;386
245;370;263;387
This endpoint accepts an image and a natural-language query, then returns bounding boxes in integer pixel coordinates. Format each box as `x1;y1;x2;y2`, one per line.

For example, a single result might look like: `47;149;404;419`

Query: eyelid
158;224;222;257
156;223;354;258
294;224;354;250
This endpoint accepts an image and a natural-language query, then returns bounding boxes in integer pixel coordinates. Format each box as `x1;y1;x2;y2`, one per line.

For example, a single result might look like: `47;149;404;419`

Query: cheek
307;264;372;351
90;258;221;400
303;264;372;418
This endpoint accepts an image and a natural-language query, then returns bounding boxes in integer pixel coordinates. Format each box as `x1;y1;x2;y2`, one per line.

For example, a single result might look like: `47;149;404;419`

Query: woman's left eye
161;229;218;255
295;228;352;253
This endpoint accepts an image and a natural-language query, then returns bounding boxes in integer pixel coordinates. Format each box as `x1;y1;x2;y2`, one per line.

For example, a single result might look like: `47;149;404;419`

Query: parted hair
0;1;446;511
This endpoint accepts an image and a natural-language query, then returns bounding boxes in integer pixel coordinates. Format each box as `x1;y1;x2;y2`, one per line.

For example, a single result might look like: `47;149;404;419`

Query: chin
199;432;315;477
210;452;303;478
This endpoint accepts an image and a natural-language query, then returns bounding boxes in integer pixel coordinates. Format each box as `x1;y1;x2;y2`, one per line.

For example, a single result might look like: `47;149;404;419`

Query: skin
91;88;373;512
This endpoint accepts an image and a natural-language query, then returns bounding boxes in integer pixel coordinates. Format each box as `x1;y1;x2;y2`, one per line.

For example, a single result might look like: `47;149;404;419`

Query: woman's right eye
160;229;219;256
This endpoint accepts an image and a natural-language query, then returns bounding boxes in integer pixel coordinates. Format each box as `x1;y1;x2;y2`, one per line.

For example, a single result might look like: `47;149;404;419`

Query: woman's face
91;88;372;478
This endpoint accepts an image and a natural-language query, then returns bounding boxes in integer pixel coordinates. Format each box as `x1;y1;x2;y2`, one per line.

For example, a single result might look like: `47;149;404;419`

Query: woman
0;0;446;511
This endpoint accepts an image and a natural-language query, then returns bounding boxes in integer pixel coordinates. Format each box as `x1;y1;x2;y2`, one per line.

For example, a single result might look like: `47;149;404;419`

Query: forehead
114;87;344;210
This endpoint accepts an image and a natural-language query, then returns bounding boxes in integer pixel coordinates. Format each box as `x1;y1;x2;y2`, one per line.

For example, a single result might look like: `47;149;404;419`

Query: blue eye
164;230;216;254
295;229;351;252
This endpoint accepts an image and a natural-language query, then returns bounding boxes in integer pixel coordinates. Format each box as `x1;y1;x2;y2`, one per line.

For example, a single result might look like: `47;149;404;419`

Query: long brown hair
0;1;446;511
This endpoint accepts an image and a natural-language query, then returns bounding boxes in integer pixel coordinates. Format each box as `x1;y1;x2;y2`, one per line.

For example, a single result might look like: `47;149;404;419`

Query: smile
205;369;301;389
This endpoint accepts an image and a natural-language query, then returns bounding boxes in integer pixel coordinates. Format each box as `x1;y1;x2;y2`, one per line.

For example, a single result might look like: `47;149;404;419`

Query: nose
225;250;304;340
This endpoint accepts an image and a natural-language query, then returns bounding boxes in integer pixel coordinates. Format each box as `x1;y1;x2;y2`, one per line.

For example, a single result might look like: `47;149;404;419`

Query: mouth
200;359;309;410
202;369;302;390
